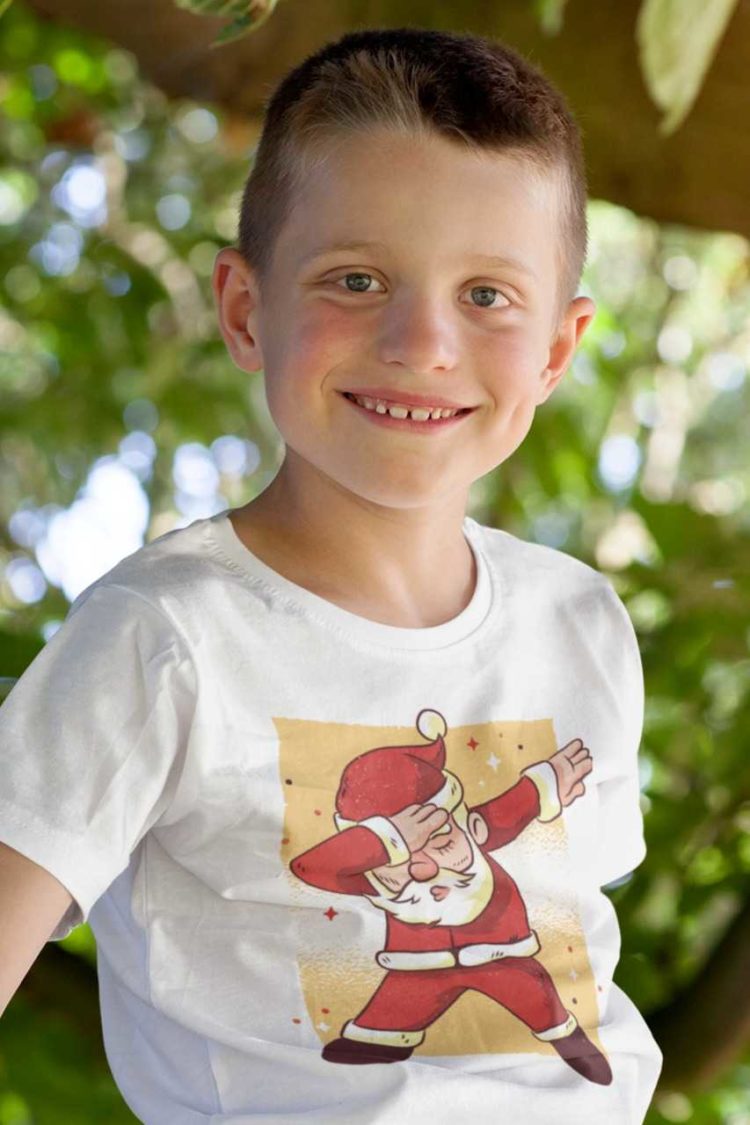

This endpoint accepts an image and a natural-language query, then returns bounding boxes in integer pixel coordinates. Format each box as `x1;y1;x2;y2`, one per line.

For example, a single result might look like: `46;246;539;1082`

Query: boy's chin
333;478;463;511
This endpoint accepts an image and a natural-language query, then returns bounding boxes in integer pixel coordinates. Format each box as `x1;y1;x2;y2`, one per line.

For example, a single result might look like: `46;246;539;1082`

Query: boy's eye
334;272;385;294
466;285;511;310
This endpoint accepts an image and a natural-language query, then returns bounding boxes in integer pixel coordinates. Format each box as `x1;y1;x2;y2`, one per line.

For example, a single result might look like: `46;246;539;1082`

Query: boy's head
214;27;595;511
237;26;588;327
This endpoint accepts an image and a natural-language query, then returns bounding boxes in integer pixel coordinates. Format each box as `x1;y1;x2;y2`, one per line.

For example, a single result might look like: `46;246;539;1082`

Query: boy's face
214;128;594;513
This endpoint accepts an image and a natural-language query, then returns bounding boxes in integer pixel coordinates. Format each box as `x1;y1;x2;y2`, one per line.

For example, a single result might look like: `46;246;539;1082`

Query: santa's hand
389;803;449;854
549;738;593;807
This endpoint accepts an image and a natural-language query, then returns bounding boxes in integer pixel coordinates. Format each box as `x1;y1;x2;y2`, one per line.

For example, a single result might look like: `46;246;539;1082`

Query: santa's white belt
376;930;540;971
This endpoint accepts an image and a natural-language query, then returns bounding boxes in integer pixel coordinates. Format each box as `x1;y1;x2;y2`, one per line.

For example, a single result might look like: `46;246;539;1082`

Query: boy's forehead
280;129;560;281
293;126;557;211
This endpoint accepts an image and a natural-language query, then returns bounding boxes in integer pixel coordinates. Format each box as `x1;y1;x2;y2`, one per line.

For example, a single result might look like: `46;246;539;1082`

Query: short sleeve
593;581;648;889
0;582;197;940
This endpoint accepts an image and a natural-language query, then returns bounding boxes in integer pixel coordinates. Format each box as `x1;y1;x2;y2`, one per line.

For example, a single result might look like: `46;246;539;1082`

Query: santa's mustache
392;867;477;904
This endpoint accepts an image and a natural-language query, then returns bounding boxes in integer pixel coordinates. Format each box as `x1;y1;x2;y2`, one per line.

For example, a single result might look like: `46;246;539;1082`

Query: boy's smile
338;389;477;434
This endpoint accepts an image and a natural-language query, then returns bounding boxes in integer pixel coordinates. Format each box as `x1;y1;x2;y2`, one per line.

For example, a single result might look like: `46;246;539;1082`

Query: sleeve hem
0;799;122;940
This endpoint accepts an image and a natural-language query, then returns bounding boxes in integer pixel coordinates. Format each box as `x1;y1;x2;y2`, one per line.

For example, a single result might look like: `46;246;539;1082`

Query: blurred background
1;0;749;1121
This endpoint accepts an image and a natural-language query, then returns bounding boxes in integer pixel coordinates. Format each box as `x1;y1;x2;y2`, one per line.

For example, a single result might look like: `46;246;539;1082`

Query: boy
0;26;663;1124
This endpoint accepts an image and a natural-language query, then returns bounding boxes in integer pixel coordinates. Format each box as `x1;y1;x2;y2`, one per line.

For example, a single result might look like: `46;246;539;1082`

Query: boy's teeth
352;394;459;420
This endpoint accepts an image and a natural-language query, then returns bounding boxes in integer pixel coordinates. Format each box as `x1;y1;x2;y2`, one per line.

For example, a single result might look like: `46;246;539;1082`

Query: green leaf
636;0;740;135
533;0;569;36
173;0;254;15
0;628;44;679
171;0;280;46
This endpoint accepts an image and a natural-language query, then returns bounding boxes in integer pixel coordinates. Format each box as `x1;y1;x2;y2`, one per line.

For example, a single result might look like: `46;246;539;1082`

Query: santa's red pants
351;955;570;1037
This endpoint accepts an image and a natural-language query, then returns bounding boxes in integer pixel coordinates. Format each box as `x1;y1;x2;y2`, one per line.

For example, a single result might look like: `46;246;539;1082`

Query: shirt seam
88;582;198;668
203;522;499;657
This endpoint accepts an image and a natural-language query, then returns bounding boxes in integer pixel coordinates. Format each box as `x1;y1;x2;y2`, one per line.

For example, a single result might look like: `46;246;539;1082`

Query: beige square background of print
275;715;603;1058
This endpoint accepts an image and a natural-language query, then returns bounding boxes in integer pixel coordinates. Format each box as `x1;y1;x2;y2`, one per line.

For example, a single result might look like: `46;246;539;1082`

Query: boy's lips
342;387;475;411
339;391;475;433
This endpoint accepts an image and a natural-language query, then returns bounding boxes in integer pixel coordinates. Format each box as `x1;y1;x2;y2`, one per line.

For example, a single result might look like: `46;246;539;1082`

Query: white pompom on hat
415;708;447;741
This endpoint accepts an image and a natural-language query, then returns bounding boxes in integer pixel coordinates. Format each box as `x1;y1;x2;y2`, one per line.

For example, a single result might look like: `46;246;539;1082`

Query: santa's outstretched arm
471;764;562;850
290;825;393;895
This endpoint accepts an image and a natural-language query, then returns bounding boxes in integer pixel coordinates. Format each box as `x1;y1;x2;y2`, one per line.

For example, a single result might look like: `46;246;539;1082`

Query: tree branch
649;894;750;1090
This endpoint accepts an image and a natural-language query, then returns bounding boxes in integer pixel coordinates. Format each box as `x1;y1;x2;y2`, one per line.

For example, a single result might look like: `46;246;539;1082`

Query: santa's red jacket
290;774;542;959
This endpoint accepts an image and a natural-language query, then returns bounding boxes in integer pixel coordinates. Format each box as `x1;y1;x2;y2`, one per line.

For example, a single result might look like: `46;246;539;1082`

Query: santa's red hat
334;709;463;831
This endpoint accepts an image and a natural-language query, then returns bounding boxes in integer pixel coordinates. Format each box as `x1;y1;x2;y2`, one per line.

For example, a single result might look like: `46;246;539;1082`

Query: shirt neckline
203;508;495;652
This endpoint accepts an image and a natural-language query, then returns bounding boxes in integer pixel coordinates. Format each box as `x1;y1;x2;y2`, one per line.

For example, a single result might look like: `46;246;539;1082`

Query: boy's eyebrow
298;239;538;279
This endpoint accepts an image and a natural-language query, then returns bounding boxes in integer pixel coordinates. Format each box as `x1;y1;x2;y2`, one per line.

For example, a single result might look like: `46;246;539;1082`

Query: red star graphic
324;906;338;921
467;737;478;751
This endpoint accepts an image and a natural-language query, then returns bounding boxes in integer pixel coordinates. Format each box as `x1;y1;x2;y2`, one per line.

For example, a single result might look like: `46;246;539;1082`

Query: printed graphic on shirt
277;709;612;1085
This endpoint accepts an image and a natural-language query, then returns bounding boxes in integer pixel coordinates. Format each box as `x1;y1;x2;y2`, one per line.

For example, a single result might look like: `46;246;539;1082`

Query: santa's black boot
549;1026;613;1085
322;1037;414;1065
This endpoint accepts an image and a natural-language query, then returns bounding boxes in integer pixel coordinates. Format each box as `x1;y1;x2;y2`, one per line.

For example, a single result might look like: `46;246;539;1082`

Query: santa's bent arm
471;766;562;851
290;826;389;895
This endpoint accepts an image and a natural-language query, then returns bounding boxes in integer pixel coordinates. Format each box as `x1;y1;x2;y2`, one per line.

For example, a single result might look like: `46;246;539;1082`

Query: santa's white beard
364;840;495;927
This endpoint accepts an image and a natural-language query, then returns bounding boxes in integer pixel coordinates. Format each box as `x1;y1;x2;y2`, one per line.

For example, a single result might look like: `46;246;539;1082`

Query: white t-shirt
0;510;663;1124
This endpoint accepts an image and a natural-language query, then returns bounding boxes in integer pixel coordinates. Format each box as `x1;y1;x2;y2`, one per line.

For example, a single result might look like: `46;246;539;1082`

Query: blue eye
468;285;510;309
336;272;382;293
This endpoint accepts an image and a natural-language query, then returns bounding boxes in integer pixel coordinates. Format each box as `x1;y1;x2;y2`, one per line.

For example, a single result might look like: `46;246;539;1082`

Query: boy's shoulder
473;518;612;597
471;518;631;634
67;514;225;621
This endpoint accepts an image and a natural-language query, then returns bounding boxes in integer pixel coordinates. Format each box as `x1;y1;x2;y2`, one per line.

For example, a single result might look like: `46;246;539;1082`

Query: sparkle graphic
487;752;500;771
324;906;338;921
317;1022;330;1032
467;737;478;751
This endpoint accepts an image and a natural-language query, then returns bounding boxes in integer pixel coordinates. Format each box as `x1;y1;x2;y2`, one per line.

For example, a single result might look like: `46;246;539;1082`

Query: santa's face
364;809;494;926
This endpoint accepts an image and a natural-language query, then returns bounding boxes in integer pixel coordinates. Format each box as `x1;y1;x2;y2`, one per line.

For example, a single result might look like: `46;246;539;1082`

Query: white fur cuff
532;1011;578;1041
521;760;562;822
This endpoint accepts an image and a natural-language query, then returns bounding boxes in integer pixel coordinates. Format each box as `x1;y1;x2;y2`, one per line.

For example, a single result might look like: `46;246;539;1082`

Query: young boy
0;26;663;1124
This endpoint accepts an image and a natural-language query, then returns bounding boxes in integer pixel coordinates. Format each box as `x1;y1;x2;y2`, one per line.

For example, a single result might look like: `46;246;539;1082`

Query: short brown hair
237;27;588;324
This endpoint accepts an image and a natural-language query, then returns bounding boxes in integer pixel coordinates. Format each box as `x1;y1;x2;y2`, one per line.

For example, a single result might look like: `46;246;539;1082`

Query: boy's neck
228;466;477;629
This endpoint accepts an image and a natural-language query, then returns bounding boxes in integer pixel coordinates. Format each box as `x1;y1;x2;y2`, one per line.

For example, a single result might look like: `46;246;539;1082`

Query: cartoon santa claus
290;708;611;1086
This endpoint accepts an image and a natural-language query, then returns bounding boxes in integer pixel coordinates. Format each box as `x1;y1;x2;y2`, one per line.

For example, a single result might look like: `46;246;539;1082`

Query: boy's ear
211;247;265;373
538;295;596;403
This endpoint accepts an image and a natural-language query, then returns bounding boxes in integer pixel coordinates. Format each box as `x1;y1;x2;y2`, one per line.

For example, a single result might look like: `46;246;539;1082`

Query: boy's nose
378;298;459;374
408;852;440;882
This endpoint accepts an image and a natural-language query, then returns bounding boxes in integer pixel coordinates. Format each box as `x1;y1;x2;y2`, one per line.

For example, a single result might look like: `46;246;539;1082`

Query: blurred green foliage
1;1;749;1122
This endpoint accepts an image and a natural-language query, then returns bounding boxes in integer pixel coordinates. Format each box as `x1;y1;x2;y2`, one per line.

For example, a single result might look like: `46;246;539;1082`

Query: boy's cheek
283;304;361;371
488;336;550;386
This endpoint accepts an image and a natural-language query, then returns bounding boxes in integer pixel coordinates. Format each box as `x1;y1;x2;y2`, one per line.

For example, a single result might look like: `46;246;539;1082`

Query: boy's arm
0;841;73;1017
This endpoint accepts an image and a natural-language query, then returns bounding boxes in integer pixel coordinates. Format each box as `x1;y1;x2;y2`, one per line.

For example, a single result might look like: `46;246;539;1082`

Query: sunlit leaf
533;0;569;36
172;0;280;46
636;0;740;135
